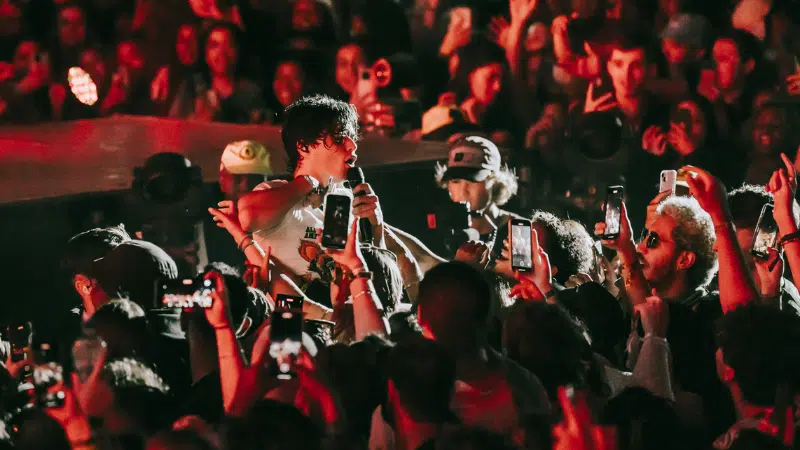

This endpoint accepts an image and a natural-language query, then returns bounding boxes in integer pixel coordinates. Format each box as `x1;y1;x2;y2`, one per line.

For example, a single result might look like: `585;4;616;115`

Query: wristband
780;230;800;246
543;289;556;300
237;234;253;250
352;290;375;301
241;239;257;253
352;271;374;280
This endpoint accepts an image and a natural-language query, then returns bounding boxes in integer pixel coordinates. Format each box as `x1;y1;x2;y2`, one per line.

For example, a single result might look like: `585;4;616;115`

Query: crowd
4;0;800;449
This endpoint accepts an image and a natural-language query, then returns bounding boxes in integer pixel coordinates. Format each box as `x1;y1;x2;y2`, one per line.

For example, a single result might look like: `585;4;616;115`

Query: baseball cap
90;240;179;309
661;14;709;50
440;136;501;182
220;140;272;176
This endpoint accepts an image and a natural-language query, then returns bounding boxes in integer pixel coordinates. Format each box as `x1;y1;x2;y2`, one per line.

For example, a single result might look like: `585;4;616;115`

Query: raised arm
237;176;317;233
683;166;759;312
385;224;447;275
767;154;800;295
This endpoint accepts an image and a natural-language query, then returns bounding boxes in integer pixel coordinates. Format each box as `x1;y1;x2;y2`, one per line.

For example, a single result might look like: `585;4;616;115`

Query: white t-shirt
251;181;349;280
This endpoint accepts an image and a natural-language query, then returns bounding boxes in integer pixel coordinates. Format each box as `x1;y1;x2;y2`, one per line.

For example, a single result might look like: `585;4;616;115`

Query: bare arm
385;224;447;274
237;176;316;233
384;226;424;302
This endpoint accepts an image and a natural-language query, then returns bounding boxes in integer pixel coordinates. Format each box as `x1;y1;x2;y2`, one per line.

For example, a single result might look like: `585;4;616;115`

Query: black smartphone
275;294;304;311
603;185;625;239
509;218;533;272
269;309;303;380
5;322;32;363
751;203;778;260
156;277;215;309
321;194;352;250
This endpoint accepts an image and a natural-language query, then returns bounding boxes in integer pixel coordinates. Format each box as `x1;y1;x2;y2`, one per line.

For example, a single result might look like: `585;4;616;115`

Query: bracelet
352;290;375;301
349;266;366;276
543;289;556;300
237;234;253;250
780;230;800;246
352;271;374;280
241;239;257;253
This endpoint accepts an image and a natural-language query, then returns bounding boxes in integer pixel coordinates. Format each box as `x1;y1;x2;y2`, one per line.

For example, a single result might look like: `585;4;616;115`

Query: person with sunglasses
594;188;736;442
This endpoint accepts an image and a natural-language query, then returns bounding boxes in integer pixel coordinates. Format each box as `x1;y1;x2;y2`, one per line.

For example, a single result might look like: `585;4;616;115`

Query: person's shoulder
252;179;290;192
492;350;551;414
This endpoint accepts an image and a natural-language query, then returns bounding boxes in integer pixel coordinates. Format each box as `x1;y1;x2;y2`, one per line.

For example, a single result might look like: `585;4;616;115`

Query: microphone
347;167;375;245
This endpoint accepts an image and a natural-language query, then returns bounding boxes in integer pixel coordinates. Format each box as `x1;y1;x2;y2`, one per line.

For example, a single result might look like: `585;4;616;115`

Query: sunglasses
639;229;672;249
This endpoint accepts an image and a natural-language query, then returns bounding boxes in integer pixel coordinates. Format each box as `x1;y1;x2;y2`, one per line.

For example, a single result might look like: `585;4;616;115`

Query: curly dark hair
281;94;359;173
715;304;800;406
61;225;131;277
530;211;594;282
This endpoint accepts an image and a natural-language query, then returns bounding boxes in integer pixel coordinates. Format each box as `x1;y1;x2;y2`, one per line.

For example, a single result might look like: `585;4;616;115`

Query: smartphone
751;203;778;259
660;170;677;193
603;186;624;239
156;277;215;309
509;219;533;272
275;294;304;312
268;309;303;380
321;194;352;250
72;330;105;383
5;323;32;363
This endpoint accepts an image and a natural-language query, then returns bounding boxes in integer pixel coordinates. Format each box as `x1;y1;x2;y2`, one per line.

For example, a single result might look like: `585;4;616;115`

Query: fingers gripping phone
156;277;215;309
322;194;352;250
509;219;533;272
603;186;625;239
269;309;303;380
751;203;778;260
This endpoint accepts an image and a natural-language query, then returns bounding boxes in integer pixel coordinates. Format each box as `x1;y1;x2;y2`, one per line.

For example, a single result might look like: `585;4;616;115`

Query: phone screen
322;194;352;250
157;277;215;309
6;323;32;363
276;294;304;311
510;220;533;271
269;310;303;380
604;186;624;237
752;204;778;259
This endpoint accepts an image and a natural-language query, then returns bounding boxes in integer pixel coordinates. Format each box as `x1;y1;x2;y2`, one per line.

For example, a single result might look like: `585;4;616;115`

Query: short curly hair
655;197;718;289
529;211;595;281
281;94;360;173
434;164;519;206
728;184;800;229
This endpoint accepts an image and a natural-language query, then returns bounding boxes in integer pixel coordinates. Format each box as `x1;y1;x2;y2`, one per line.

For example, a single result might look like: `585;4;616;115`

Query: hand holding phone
275;294;304;311
156;277;216;309
660;170;677;193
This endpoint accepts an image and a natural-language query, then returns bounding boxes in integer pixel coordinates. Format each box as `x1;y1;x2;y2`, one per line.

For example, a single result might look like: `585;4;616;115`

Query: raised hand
455;240;490;268
321;218;367;273
488;16;511;49
667;123;695;156
553;386;617;450
583;82;618;114
634;290;669;338
593;202;636;260
204;270;234;330
681;165;730;224
509;0;538;25
642;126;667;156
766;153;798;232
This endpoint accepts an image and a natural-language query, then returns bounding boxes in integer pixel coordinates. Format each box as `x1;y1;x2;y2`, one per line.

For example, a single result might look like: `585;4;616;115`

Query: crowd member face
712;38;750;92
292;0;321;31
273;61;305;108
80;48;107;89
751;107;788;156
176;25;199;67
206;27;237;77
607;47;646;99
447;178;491;211
117;41;144;75
674;100;707;147
303;135;358;182
635;215;688;288
13;41;38;73
59;6;87;48
335;44;364;95
662;39;689;65
0;1;22;36
659;0;682;17
468;63;503;106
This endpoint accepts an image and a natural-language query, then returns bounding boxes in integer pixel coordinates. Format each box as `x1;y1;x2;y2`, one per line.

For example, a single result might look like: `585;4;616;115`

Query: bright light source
68;67;98;106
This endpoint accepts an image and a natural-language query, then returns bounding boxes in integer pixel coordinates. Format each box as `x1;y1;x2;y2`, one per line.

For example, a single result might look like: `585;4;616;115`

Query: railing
0;116;449;204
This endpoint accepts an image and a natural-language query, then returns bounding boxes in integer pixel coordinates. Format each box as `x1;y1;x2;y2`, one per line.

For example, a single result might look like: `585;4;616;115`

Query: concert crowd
3;0;800;449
